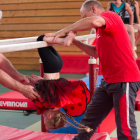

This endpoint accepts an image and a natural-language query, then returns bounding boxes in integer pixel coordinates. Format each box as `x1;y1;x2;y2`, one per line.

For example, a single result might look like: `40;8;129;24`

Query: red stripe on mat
0;125;111;140
0;125;139;140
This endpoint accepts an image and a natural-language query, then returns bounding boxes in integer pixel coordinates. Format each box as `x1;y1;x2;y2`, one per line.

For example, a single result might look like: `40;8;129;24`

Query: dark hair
82;0;104;11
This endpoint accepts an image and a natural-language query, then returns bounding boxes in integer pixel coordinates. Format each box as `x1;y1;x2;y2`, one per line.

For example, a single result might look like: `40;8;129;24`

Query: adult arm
0;69;42;101
125;3;134;26
135;1;140;24
0;53;32;85
73;39;98;58
46;16;106;42
106;2;111;11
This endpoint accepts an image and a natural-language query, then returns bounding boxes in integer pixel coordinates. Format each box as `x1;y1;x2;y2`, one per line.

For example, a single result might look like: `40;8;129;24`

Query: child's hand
53;29;68;42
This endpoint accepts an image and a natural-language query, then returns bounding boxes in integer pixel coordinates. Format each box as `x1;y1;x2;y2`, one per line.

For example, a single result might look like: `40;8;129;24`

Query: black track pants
73;79;140;140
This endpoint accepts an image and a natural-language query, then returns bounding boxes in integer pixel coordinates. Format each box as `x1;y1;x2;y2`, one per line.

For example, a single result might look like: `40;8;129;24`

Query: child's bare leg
135;31;140;45
43;36;64;45
43;31;76;47
125;24;135;48
36;36;61;80
133;24;140;45
63;31;77;47
125;24;137;60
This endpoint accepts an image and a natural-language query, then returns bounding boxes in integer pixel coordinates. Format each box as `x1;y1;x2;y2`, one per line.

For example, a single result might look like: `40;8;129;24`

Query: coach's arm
0;53;33;85
0;69;42;101
73;39;98;58
49;16;105;41
45;16;105;57
0;53;42;101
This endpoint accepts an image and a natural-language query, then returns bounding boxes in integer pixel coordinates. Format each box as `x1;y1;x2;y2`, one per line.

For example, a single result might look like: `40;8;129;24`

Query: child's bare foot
64;31;77;47
43;36;64;45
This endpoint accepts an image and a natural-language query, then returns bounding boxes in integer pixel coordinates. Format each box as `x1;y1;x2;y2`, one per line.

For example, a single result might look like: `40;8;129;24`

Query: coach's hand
45;32;56;38
53;29;68;42
17;74;30;85
21;85;43;102
25;75;36;85
17;74;36;86
31;75;43;82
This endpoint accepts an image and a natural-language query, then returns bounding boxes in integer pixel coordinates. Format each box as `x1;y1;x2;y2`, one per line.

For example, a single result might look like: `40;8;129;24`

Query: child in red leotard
31;33;92;132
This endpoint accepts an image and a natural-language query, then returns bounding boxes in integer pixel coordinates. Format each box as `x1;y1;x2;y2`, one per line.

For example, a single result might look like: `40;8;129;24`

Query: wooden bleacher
0;0;140;70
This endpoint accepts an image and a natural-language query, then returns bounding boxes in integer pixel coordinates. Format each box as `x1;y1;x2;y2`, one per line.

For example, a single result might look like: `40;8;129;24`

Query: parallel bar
0;10;2;20
0;41;49;53
88;58;97;96
0;34;96;45
0;36;38;45
75;34;96;41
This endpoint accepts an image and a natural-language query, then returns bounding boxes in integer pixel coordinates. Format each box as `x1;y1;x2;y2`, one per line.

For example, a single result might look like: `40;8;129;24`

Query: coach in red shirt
45;0;140;140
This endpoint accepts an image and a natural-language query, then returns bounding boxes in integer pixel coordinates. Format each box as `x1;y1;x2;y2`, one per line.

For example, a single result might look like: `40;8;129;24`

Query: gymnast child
107;0;138;60
31;33;93;133
124;0;140;46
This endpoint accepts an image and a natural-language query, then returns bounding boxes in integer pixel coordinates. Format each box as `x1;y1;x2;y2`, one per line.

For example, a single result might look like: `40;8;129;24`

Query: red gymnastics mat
61;55;89;74
0;125;114;140
0;91;36;110
135;89;140;111
60;56;140;74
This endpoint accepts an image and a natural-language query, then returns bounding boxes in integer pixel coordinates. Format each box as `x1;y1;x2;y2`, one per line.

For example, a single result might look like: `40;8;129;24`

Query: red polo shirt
95;11;140;83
